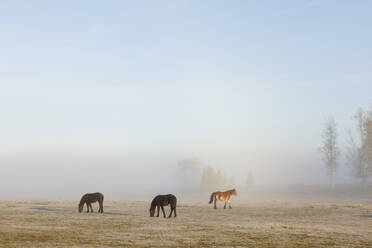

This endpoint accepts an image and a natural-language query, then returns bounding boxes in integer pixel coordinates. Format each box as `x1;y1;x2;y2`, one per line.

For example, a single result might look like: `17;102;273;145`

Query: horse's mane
150;196;158;210
79;197;85;206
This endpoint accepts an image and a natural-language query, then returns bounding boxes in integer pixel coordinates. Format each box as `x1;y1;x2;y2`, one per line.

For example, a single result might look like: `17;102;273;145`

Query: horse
149;194;177;218
78;192;104;213
209;189;237;209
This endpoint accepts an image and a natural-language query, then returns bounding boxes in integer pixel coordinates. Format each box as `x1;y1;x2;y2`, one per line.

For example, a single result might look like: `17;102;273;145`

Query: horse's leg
99;201;104;213
229;200;232;209
86;203;89;213
168;208;173;218
214;197;217;209
174;207;177;217
224;201;227;209
156;206;160;217
161;206;166;218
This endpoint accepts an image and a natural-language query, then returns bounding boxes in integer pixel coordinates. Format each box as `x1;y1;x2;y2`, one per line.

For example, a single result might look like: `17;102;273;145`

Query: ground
0;199;371;248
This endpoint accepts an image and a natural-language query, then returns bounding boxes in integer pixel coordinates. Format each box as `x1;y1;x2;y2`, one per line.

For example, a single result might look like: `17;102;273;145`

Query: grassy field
0;199;371;247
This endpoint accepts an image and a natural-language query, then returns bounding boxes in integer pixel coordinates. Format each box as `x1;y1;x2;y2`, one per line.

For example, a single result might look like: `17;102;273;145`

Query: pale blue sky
0;1;371;194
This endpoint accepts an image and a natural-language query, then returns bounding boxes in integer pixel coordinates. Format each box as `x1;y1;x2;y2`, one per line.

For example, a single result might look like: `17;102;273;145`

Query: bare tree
319;118;340;188
346;108;372;189
365;119;372;174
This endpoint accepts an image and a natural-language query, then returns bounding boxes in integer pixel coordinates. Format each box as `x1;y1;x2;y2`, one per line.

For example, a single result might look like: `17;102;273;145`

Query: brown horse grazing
149;194;177;218
209;189;237;209
78;192;104;213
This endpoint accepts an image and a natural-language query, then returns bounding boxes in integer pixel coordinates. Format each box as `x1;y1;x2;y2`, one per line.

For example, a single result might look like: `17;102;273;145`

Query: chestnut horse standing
78;192;104;213
209;189;237;209
149;194;177;218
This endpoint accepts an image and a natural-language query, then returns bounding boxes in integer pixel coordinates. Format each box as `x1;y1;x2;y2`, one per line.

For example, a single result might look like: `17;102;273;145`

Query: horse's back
82;192;104;202
215;191;231;201
95;192;104;200
154;194;177;206
93;192;104;202
166;194;177;207
163;194;176;202
165;194;176;199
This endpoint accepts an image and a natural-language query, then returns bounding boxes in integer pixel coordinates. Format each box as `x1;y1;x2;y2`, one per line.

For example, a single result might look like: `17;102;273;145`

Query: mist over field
0;130;366;200
0;83;371;200
0;1;371;201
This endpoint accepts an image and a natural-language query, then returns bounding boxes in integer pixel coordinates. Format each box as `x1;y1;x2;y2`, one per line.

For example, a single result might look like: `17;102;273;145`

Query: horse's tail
209;192;215;204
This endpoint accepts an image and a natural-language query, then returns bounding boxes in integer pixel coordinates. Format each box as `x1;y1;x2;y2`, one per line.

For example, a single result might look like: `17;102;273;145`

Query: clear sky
0;1;371;198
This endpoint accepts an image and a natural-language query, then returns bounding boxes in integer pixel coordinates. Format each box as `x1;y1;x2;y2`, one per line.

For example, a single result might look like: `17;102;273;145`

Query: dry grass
0;200;371;247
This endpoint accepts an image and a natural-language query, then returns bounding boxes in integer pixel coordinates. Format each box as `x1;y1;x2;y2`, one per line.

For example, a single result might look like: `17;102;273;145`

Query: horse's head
149;208;155;217
232;189;238;196
78;203;83;213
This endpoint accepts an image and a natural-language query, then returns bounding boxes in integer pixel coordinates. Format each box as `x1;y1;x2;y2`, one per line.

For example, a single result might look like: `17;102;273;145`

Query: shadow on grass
30;207;59;212
30;207;143;217
95;211;142;217
359;215;372;218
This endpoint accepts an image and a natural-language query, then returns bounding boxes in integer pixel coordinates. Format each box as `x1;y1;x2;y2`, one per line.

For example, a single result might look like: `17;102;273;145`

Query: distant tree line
200;167;235;194
320;107;372;189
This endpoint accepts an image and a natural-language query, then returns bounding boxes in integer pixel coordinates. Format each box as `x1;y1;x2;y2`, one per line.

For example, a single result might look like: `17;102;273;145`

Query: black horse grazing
149;194;177;218
78;192;104;213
